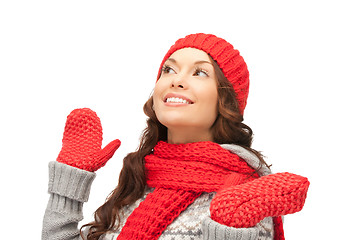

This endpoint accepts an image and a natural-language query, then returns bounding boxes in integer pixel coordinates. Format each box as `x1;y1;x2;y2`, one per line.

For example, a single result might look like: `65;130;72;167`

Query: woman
42;33;309;240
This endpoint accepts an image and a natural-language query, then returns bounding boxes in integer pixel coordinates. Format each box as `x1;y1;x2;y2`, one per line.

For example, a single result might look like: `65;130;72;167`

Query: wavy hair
81;56;269;239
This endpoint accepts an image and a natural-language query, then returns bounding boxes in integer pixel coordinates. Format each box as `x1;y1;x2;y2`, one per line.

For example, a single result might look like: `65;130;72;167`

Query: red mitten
56;108;121;172
210;172;310;228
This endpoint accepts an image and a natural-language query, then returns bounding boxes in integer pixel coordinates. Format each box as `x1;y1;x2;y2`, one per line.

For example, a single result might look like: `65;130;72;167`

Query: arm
202;216;274;240
42;108;120;240
42;162;95;240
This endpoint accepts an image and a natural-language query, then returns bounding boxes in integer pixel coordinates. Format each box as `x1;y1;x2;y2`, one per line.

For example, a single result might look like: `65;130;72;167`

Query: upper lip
163;93;194;104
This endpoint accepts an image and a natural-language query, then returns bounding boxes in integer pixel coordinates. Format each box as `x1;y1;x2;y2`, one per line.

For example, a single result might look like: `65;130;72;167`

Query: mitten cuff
48;161;96;202
202;216;259;240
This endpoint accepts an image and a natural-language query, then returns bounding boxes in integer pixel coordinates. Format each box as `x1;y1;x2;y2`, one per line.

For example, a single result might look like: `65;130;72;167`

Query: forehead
168;47;211;62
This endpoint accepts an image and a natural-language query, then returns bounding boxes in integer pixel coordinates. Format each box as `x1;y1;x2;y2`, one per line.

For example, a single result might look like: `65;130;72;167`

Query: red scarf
117;141;283;239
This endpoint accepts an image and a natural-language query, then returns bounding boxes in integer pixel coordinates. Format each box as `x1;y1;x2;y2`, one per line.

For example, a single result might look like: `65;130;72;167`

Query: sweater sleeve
202;216;274;240
42;161;96;240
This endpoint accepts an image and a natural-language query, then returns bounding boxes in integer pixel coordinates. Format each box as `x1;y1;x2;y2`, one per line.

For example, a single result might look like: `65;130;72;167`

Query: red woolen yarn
56;108;121;172
210;172;310;229
117;141;256;240
116;141;310;239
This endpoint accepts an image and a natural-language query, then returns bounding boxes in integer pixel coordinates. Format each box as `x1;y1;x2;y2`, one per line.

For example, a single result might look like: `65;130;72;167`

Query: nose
171;74;187;89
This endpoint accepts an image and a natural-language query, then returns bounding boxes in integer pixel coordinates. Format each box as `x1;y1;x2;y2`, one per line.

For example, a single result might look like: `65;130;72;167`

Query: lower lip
164;102;192;107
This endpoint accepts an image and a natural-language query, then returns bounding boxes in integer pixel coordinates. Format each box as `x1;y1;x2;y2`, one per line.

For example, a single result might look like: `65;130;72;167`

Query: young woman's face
153;48;218;141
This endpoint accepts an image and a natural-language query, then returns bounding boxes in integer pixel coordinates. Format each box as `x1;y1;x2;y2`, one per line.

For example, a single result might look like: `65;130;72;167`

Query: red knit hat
157;33;249;115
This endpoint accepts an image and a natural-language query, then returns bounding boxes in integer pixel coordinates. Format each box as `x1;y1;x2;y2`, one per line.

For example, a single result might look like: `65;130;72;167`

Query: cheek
199;85;218;110
195;87;218;125
153;78;169;94
152;81;169;122
152;81;164;104
204;96;218;121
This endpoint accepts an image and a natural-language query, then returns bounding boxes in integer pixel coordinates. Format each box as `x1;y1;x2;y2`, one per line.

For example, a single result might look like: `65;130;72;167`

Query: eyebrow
166;58;212;65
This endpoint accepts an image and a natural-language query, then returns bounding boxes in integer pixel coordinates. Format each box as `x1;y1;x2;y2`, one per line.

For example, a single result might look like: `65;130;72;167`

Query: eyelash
161;64;209;77
194;67;209;77
162;64;174;74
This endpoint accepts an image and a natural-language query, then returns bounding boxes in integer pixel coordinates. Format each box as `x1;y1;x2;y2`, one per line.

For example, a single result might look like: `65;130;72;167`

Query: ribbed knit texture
48;161;96;202
117;141;257;240
42;161;96;239
56;108;120;172
157;33;249;115
146;141;257;191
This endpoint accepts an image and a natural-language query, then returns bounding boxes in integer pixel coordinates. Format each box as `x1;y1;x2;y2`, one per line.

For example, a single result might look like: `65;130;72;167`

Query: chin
160;118;203;130
160;119;189;129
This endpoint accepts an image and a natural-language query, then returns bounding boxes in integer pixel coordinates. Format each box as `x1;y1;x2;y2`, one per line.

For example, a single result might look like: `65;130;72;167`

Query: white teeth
166;97;190;104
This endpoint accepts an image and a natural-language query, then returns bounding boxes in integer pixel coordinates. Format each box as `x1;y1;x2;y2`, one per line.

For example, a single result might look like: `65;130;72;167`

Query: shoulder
220;144;272;177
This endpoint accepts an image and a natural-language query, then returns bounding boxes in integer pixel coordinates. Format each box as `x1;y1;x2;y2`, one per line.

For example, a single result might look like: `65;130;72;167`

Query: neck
167;128;214;144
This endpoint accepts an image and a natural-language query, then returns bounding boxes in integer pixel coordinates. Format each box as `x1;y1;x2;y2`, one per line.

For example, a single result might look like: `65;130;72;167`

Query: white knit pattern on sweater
101;189;274;240
101;144;274;240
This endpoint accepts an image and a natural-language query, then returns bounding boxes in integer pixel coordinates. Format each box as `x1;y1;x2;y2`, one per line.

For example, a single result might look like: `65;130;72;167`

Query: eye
162;65;176;74
193;67;209;77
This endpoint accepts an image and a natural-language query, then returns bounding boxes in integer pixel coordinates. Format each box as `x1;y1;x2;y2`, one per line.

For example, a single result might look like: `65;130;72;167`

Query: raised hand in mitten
210;172;310;228
56;108;121;172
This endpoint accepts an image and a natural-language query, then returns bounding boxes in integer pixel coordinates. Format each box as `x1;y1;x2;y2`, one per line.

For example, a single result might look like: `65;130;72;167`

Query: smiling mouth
165;97;193;104
163;93;194;105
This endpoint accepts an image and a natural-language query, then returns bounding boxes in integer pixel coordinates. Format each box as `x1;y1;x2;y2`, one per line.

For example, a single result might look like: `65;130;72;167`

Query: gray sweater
42;144;274;240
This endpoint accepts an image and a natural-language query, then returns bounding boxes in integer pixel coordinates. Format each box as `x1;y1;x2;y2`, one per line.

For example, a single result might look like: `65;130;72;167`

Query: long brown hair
81;55;269;239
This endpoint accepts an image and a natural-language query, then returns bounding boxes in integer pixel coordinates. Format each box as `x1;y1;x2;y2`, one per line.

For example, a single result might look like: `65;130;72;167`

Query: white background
1;1;344;239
